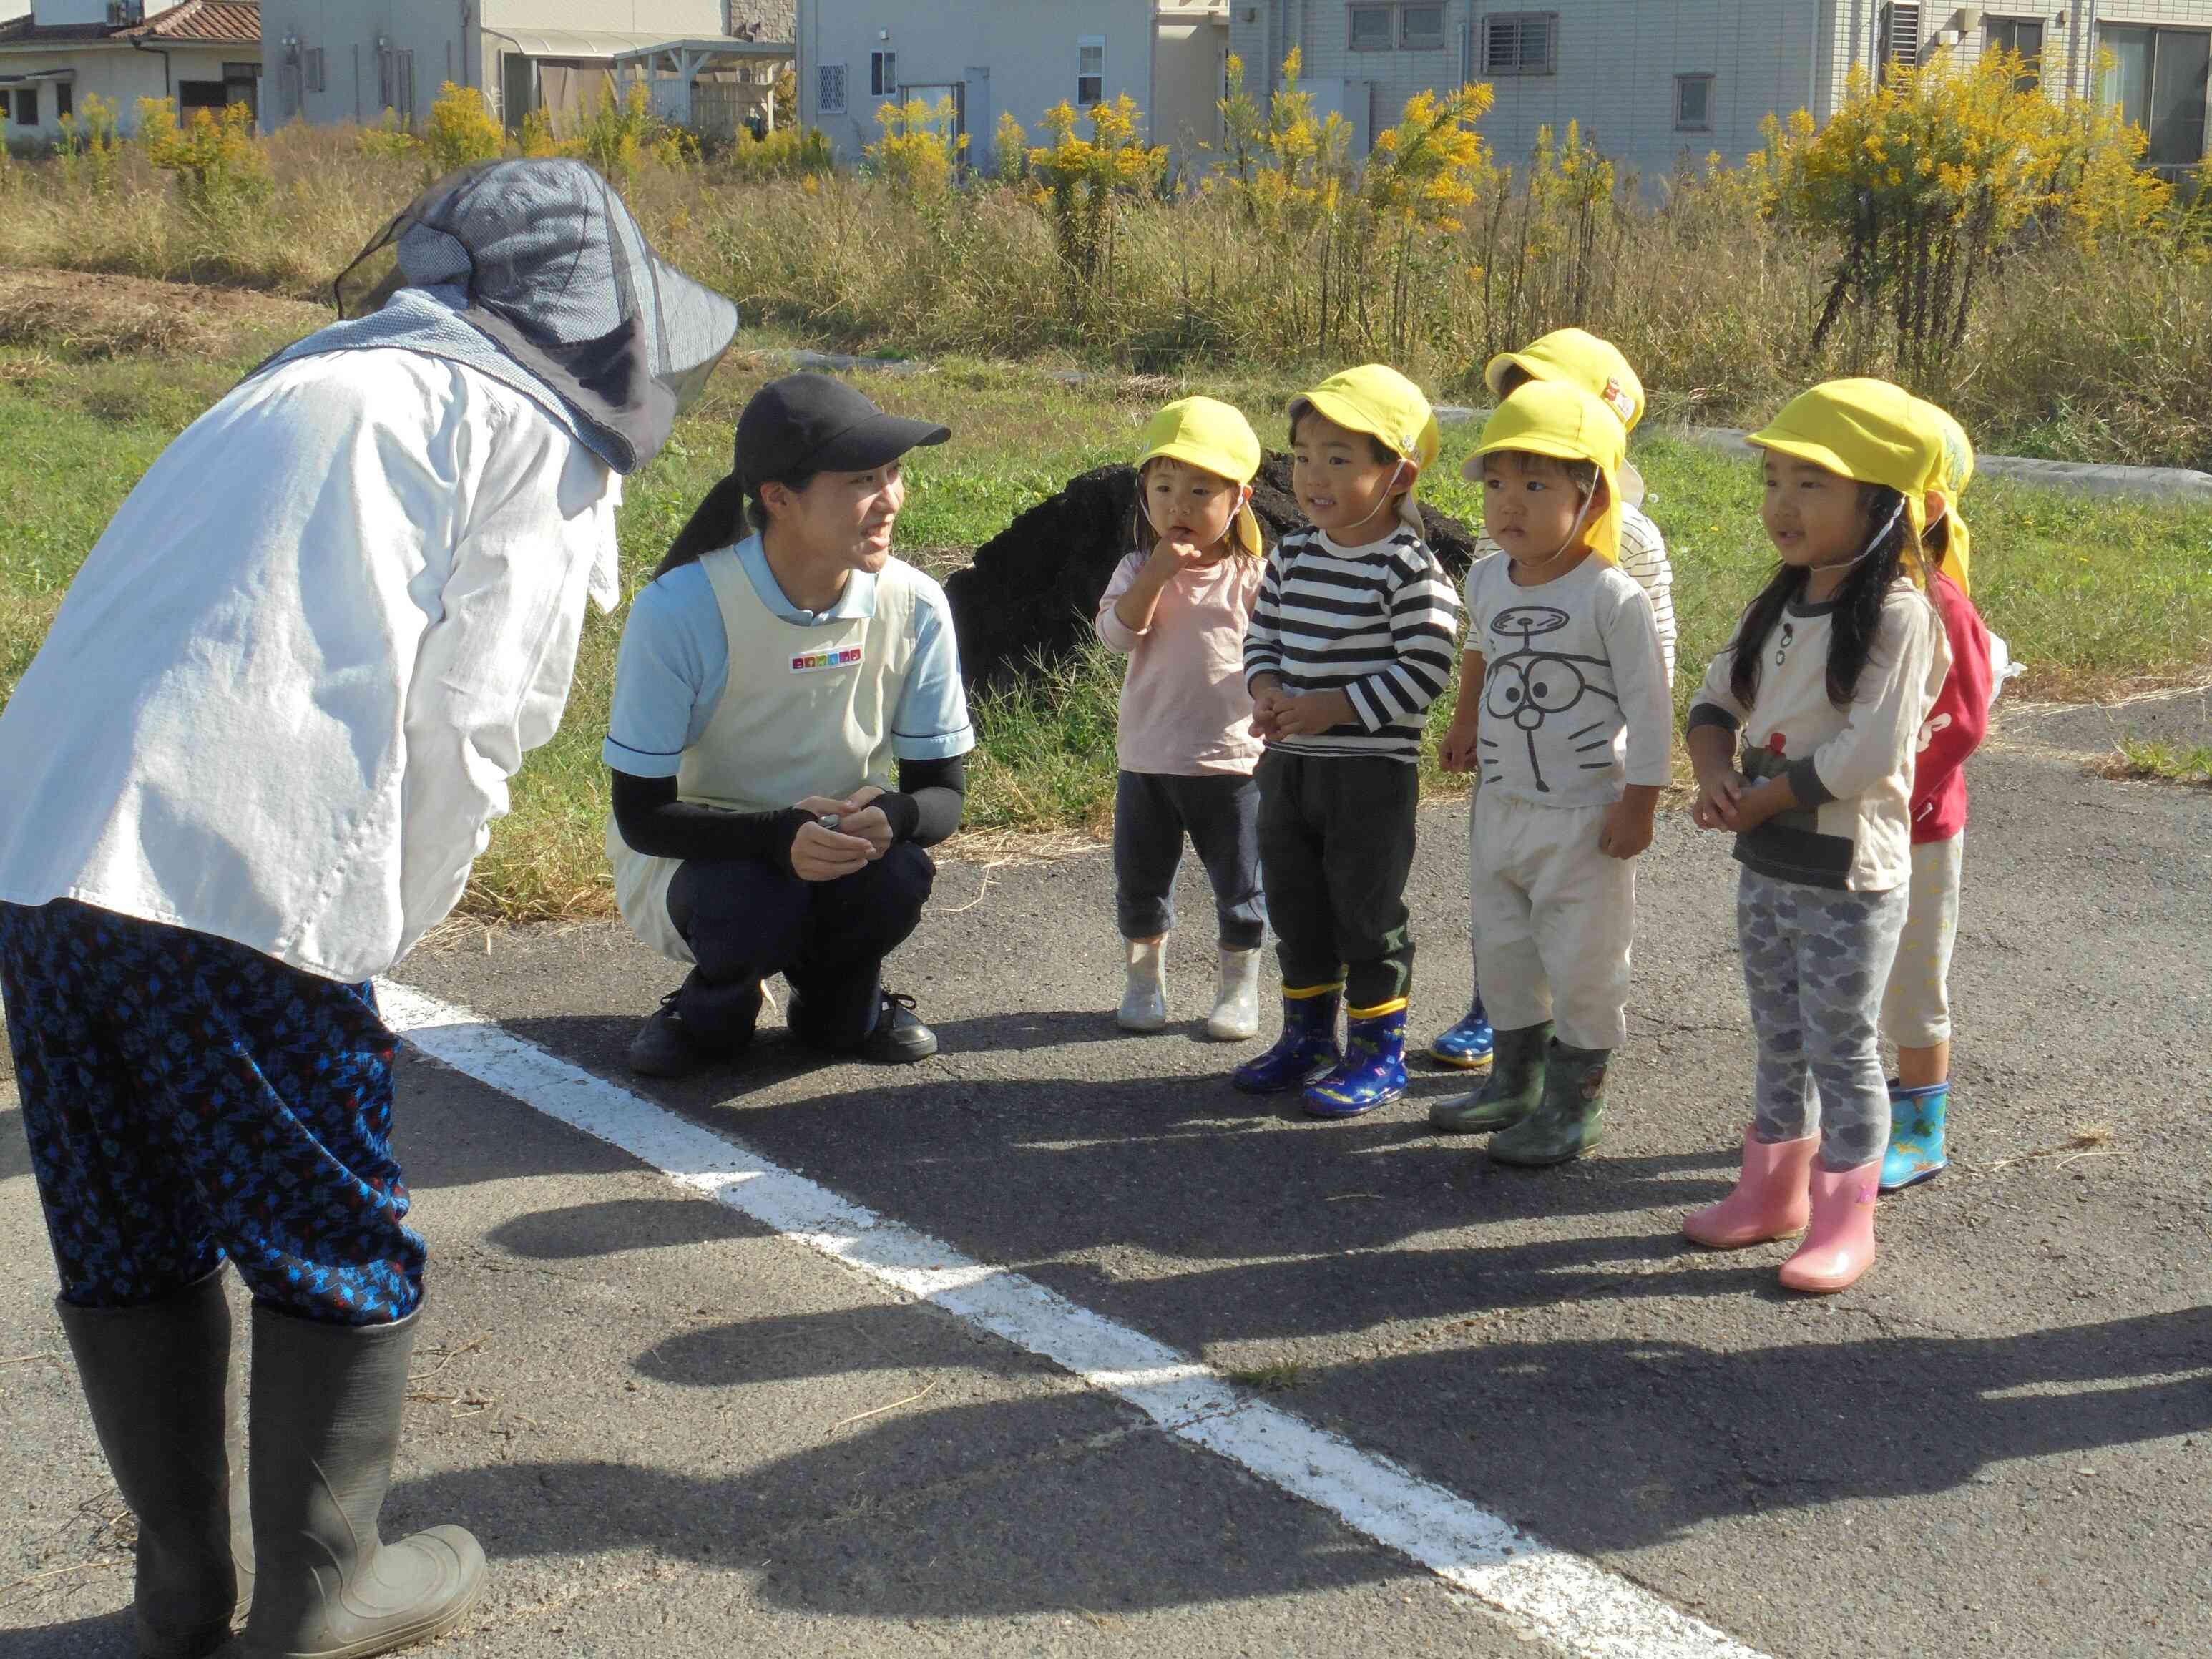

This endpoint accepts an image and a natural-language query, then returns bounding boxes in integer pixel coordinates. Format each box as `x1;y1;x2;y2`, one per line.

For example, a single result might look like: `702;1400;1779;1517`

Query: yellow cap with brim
1904;396;1975;594
1484;327;1646;435
1748;378;1943;560
1137;396;1266;557
1289;364;1439;536
1468;381;1627;564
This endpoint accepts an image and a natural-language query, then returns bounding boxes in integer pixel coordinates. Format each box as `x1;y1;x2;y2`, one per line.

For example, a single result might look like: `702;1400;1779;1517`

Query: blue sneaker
1304;1002;1409;1118
1880;1080;1950;1191
1426;995;1494;1071
1233;985;1342;1093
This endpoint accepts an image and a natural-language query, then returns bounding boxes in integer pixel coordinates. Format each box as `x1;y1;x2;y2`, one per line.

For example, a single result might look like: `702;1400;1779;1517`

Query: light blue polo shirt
603;535;974;779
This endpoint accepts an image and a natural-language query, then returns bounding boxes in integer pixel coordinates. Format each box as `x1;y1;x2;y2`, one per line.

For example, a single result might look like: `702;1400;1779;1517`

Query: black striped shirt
1243;525;1463;761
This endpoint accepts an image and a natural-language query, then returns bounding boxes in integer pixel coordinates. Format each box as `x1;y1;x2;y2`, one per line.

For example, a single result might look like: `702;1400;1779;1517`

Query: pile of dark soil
945;453;1479;689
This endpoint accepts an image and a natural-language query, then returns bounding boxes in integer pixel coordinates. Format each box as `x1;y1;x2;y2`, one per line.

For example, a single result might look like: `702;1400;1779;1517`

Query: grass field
3;275;2208;922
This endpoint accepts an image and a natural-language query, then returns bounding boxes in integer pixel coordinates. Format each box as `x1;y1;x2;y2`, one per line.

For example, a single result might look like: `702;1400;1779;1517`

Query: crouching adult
0;160;735;1658
607;373;975;1077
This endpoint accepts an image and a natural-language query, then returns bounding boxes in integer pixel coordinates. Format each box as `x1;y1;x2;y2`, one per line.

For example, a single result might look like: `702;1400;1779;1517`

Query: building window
1984;17;2042;90
1401;4;1444;51
179;80;226;111
375;48;415;121
818;62;848;114
2100;26;2210;171
1877;2;1923;83
1674;72;1713;132
1482;13;1557;77
305;47;326;94
1077;36;1105;104
11;87;36;127
55;82;72;121
1350;6;1393;51
870;50;896;97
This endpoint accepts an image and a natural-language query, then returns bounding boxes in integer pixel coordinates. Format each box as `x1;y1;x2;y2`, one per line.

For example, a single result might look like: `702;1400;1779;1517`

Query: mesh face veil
331;159;738;473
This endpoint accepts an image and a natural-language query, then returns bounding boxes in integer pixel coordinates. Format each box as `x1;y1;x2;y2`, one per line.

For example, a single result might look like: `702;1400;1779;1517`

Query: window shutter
1879;3;1923;77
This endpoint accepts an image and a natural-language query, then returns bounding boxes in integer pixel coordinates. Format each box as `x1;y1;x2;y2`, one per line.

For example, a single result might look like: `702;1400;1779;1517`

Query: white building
794;0;1232;166
258;1;793;140
0;0;260;142
1226;1;2211;183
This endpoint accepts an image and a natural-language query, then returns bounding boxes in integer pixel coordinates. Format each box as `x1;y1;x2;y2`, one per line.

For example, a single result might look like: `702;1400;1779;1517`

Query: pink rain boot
1778;1161;1880;1293
1684;1128;1817;1248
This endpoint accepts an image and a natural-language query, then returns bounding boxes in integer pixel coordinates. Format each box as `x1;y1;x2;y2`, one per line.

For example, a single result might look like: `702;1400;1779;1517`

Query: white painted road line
381;979;1773;1659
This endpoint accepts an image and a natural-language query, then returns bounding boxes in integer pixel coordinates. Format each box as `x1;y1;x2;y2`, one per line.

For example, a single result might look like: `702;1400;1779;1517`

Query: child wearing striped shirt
1233;366;1464;1119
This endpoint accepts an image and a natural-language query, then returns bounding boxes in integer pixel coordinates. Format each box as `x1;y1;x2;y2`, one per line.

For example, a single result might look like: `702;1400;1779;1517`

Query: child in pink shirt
1095;398;1269;1040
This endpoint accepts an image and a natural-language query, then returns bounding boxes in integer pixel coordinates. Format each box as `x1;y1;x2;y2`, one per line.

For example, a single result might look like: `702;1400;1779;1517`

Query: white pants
1879;833;1964;1049
1471;790;1635;1050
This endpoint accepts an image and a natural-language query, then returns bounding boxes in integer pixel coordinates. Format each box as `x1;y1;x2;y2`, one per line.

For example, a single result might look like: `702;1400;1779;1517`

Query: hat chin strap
1808;495;1906;575
1333;461;1411;542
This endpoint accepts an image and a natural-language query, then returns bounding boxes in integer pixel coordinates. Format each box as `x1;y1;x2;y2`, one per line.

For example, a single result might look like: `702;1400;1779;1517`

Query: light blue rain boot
1233;984;1343;1093
1426;994;1494;1072
1880;1081;1951;1191
1303;1001;1410;1119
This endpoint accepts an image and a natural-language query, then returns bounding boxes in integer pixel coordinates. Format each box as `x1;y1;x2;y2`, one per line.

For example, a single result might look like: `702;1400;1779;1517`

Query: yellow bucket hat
1137;396;1266;558
1467;381;1626;564
1905;396;1975;594
1749;378;1944;564
1289;364;1439;536
1484;328;1645;434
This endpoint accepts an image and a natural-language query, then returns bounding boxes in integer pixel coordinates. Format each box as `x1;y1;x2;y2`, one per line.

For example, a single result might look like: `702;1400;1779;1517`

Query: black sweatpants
1256;749;1419;1009
1112;770;1266;949
667;842;935;1051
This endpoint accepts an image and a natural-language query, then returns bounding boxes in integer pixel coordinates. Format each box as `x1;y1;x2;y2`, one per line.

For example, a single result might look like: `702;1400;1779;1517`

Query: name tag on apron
789;645;864;674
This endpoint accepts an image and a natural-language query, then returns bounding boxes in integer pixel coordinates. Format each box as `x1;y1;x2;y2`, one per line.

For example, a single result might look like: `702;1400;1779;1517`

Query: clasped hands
788;785;894;882
1250;682;1355;742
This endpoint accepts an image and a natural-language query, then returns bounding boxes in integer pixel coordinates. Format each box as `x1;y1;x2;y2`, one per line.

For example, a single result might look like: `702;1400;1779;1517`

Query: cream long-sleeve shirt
1687;579;1950;892
0;349;621;982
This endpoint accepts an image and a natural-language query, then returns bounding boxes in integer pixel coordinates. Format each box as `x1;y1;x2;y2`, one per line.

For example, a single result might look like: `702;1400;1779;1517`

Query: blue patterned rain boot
1426;994;1494;1072
1303;1001;1410;1119
1879;1081;1950;1192
1232;984;1343;1093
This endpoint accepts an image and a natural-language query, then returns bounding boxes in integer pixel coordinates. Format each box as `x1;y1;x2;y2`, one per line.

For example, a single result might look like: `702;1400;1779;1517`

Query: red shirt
1911;572;1993;843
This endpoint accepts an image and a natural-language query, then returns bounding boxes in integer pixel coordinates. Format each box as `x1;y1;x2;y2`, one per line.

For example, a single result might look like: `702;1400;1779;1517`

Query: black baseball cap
735;373;950;491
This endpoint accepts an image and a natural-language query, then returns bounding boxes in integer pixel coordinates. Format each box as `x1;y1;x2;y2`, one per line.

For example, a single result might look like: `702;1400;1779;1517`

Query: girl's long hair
1728;483;1920;710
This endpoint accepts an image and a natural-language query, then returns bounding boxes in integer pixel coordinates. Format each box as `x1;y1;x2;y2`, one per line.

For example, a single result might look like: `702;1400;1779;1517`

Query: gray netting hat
333;157;738;473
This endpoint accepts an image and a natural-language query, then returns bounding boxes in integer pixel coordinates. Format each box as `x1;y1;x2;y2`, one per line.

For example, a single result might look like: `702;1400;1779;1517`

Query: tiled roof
127;1;260;46
0;2;258;49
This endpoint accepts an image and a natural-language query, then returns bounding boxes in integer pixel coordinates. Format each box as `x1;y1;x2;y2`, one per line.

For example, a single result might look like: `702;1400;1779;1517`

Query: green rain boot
1489;1038;1608;1167
1429;1021;1550;1134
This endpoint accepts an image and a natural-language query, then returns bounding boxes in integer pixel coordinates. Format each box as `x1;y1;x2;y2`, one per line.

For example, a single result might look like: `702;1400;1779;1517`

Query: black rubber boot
239;1304;484;1659
56;1268;253;1659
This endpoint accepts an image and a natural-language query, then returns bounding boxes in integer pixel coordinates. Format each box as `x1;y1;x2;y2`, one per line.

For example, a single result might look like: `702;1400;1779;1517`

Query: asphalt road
5;694;2208;1658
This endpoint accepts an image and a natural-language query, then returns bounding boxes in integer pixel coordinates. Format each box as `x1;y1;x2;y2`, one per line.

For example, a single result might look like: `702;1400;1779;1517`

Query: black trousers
667;843;935;1052
1256;750;1419;1009
1112;770;1266;949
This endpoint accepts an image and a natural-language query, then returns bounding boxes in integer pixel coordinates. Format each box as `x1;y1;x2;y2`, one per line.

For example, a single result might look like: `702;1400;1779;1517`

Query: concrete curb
1668;425;2212;503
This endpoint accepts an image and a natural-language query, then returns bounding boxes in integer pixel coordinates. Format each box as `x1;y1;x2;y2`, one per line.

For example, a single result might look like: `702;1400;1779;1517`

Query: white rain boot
1205;946;1264;1041
1117;936;1169;1032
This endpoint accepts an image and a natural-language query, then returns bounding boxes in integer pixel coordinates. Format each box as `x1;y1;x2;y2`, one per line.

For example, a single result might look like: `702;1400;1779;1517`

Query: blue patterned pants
0;899;425;1323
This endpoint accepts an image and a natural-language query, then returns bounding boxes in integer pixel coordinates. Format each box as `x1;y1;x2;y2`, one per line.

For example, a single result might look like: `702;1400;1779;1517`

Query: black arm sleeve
878;753;968;848
610;770;813;869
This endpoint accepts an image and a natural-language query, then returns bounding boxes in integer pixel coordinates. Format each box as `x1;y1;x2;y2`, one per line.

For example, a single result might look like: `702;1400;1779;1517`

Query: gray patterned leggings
1738;869;1909;1172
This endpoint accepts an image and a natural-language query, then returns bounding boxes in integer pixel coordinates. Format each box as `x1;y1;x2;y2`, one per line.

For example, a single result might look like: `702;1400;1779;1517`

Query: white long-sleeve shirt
1687;579;1950;892
0;349;620;982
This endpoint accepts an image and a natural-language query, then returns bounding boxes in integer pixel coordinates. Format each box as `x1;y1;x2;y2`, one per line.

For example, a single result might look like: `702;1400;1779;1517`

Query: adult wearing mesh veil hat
604;373;974;1079
0;159;735;1659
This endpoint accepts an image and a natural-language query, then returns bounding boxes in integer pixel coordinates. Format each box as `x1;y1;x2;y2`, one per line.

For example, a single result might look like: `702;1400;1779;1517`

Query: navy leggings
0;899;424;1323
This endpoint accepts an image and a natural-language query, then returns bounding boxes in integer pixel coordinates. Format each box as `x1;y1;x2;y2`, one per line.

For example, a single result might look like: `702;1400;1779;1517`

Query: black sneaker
861;990;937;1064
627;992;703;1078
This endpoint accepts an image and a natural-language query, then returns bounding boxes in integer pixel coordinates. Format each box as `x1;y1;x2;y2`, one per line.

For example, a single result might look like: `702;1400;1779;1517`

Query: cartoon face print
1478;603;1620;793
